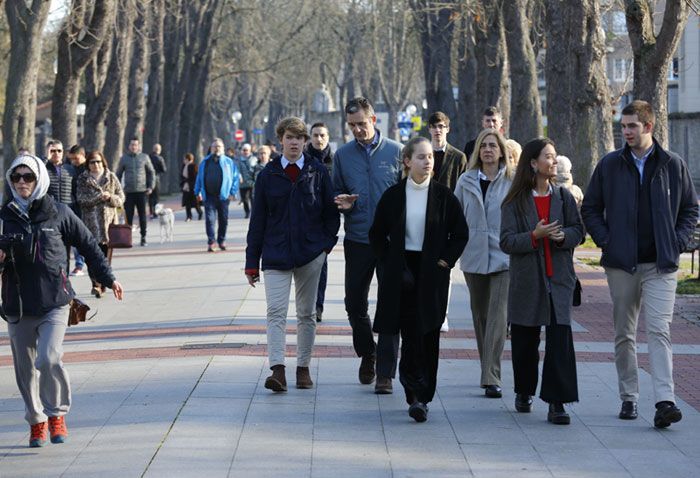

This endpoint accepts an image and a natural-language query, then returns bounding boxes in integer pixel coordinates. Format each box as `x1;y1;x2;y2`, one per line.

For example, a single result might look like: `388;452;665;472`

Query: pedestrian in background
454;128;514;399
1;154;124;448
181;153;202;221
500;137;584;425
115;138;155;246
555;156;584;208
194;138;240;252
76;151;125;298
369;136;467;422
245;117;340;392
237;144;256;218
148;144;167;219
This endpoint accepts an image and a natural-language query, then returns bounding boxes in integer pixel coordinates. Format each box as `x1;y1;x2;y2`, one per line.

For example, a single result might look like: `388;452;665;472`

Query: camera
0;232;35;260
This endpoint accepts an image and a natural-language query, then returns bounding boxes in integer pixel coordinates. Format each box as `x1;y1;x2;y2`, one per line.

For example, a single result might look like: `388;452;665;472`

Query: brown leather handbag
68;298;94;326
108;212;132;249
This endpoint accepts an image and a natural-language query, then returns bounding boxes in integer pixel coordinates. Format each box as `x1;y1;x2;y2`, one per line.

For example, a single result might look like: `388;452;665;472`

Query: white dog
154;203;175;243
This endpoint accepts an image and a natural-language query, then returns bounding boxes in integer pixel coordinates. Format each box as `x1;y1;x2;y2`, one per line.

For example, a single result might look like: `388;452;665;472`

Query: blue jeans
204;195;229;245
72;247;84;269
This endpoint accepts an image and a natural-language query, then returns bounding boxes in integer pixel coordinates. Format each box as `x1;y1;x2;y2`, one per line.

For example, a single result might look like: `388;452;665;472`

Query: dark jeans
510;298;578;404
204;195;229;245
240;187;253;217
124;192;147;239
399;251;440;404
88;243;110;288
316;257;328;310
148;178;161;216
344;239;399;378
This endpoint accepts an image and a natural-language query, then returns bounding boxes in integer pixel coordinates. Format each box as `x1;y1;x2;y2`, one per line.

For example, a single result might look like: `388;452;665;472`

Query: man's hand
146;188;153;195
0;250;6;262
197;193;203;202
111;280;124;300
334;194;359;210
245;271;260;287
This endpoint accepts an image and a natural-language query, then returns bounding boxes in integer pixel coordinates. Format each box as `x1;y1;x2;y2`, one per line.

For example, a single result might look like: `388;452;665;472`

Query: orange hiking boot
29;422;48;447
48;416;68;444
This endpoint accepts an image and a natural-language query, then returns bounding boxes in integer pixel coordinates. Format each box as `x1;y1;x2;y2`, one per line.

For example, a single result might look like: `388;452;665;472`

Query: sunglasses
49;149;63;153
89;160;103;165
10;172;37;183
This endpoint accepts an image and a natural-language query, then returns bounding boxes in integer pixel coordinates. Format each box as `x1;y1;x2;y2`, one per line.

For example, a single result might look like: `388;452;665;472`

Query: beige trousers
464;271;510;387
263;252;326;368
605;264;677;403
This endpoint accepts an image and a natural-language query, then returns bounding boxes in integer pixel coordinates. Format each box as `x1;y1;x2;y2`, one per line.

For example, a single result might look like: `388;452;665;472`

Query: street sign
411;116;422;131
252;128;263;135
398;121;413;129
234;130;245;142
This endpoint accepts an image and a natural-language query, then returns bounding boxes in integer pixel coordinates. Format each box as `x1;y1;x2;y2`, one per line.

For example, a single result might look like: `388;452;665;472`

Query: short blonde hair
467;128;514;179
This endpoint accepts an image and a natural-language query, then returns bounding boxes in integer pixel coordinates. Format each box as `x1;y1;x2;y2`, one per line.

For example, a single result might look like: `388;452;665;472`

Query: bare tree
544;0;613;187
83;31;115;151
503;0;542;143
455;10;478;145
51;0;117;147
409;0;458;119
142;0;165;152
370;0;420;140
2;0;51;165
124;1;151;142
625;0;688;146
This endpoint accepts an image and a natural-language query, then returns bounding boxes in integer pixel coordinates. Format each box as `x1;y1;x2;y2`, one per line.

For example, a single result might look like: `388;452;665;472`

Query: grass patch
677;274;700;294
578;257;600;268
579;235;599;249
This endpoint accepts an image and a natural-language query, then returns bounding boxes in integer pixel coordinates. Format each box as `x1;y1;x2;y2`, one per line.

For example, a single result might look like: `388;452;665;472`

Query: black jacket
0;195;115;317
369;179;468;335
581;139;698;274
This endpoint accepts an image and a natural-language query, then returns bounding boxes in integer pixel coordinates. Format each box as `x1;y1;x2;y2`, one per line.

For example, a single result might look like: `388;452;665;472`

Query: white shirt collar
532;183;553;197
281;154;304;170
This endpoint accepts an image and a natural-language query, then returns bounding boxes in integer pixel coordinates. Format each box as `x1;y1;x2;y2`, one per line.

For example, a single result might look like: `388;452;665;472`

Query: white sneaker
440;320;449;333
70;267;85;277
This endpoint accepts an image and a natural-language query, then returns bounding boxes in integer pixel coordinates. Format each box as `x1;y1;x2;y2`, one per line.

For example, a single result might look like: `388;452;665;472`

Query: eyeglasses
89;160;103;165
430;124;448;130
10;172;37;183
49;149;63;154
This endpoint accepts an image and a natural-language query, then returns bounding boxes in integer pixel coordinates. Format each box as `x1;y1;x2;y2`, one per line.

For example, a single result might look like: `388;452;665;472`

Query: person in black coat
0;154;124;448
369;136;468;422
180;153;202;221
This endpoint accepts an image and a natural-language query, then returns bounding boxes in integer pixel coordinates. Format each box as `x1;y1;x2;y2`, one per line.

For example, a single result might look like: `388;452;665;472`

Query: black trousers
240;187;253;217
124;192;148;239
344;239;399;378
399;251;440;404
148;178;161;216
510;298;578;403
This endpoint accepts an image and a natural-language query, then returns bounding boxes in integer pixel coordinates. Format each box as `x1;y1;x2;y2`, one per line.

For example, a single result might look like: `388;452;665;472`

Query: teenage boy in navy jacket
245;117;340;392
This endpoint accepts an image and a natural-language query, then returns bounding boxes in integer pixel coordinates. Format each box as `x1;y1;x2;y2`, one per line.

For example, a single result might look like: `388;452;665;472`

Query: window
612;12;627;35
668;57;679;80
613;58;632;82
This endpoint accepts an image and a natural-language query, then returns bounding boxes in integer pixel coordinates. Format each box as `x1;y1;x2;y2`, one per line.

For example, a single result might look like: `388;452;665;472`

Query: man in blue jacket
333;97;403;394
245;117;340;392
195;138;240;252
582;100;698;429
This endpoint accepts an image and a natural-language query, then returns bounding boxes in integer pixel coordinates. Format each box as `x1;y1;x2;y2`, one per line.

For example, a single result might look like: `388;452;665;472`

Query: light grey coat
455;168;512;274
115;153;155;193
499;186;584;327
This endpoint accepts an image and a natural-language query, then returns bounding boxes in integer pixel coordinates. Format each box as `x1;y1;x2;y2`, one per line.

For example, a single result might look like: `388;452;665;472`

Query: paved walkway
1;199;699;477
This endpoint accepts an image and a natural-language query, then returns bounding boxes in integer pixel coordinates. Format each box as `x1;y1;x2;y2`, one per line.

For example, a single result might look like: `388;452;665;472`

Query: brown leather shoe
374;376;393;394
358;355;376;384
296;366;313;389
264;364;287;392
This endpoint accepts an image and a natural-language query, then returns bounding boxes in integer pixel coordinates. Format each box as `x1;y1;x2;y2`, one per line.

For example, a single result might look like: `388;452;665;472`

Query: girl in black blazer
369;136;468;422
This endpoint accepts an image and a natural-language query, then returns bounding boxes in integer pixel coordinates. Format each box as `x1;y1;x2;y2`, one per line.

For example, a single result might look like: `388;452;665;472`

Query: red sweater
533;195;553;277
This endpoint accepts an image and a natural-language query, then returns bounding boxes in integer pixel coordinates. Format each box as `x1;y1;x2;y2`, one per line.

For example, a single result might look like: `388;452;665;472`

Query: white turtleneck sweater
405;175;430;251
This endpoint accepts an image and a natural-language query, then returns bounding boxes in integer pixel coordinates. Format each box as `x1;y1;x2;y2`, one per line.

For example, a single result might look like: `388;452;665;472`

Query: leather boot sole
264;377;287;392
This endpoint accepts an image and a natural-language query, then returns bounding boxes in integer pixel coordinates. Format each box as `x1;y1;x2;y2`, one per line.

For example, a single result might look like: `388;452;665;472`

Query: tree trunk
625;0;688;147
103;1;135;169
455;14;478;147
474;0;509;132
503;0;542;144
51;0;117;147
410;0;458;118
142;0;165;152
83;32;116;151
124;1;150;143
544;0;613;188
2;0;51;166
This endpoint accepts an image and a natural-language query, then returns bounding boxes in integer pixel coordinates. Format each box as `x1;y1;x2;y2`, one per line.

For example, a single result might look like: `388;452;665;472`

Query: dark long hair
502;137;556;210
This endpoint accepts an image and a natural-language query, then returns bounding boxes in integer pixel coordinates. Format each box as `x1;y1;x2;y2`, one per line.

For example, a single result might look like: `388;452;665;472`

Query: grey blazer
499;186;584;327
